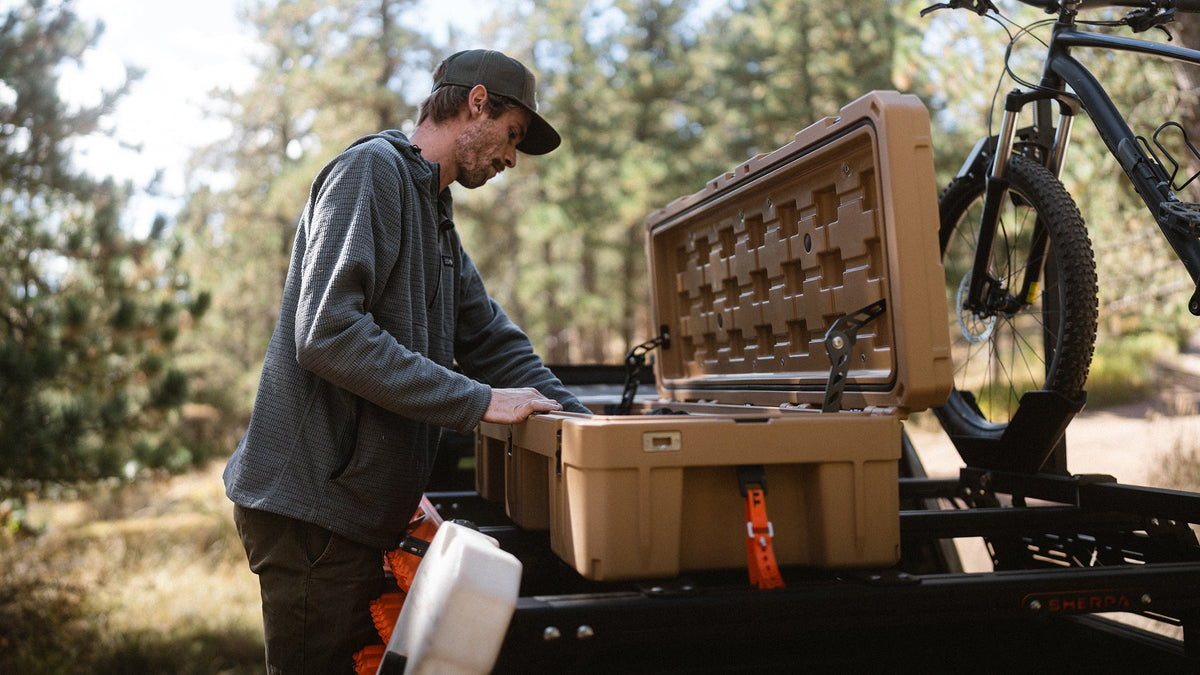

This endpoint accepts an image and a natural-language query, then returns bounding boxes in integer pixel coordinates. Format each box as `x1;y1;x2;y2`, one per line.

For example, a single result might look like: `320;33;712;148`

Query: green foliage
179;0;916;374
171;0;1200;432
1084;332;1178;409
449;0;903;363
0;1;208;493
912;2;1200;340
702;0;899;158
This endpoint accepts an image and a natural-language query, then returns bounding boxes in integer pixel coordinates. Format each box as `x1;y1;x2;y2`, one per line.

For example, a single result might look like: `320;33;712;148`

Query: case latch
822;299;887;413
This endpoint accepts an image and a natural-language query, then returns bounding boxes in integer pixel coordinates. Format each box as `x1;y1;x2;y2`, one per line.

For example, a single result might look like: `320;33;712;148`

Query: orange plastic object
352;644;384;675
385;495;443;592
369;592;406;642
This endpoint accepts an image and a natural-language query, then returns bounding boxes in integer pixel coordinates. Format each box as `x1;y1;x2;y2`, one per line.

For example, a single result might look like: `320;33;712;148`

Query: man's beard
454;120;502;188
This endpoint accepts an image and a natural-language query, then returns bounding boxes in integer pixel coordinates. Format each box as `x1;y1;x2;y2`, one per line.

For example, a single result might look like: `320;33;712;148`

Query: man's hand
483;387;563;424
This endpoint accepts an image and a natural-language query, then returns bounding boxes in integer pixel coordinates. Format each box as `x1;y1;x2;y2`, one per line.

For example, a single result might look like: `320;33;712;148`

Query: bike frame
968;3;1200;315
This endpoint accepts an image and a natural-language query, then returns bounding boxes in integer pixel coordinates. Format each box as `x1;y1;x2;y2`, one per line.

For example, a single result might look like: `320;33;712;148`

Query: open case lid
645;91;952;414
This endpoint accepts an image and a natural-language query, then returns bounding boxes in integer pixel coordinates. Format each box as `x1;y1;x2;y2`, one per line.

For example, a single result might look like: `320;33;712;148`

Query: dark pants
233;505;387;675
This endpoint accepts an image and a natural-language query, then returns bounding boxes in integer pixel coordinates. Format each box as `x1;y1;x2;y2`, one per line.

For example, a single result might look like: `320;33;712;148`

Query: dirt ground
906;351;1200;487
903;352;1200;598
907;402;1200;487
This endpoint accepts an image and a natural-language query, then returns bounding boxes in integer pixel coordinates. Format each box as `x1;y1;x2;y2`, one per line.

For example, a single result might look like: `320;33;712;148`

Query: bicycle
921;0;1200;452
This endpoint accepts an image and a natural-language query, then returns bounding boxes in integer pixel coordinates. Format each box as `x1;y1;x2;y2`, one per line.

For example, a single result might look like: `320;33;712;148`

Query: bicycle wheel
936;153;1097;435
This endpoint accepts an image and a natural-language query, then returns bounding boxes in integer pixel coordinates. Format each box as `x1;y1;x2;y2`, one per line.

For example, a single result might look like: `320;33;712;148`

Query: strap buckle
746;520;775;539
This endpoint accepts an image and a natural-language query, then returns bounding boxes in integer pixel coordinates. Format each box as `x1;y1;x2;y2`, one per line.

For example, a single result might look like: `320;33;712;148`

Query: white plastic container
381;521;523;675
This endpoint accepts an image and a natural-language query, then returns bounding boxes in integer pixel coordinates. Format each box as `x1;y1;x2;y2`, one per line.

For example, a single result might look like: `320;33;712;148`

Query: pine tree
0;0;207;489
458;0;725;363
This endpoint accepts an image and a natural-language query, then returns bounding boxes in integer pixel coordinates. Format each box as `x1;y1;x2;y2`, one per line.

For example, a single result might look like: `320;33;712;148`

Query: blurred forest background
2;0;1200;509
7;0;1200;494
4;0;1200;519
5;0;1200;671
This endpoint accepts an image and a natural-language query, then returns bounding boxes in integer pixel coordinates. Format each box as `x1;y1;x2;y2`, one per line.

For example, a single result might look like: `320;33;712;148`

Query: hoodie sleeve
292;142;492;433
453;248;590;414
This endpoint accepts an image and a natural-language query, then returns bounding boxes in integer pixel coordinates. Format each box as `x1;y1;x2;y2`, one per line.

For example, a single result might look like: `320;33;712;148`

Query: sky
49;0;475;234
68;0;255;176
59;0;260;233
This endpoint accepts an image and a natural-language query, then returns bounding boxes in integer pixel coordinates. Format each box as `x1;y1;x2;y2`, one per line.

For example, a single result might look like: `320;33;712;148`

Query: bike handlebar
1016;0;1200;12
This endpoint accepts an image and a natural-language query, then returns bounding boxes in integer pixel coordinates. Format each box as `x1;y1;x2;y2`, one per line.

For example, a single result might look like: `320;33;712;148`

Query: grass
1152;432;1200;492
0;462;263;674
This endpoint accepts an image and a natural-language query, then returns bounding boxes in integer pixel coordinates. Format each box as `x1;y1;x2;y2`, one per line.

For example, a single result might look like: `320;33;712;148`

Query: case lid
645;91;951;414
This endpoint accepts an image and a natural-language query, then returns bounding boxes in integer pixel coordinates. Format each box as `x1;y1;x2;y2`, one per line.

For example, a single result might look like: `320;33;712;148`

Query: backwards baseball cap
432;49;561;155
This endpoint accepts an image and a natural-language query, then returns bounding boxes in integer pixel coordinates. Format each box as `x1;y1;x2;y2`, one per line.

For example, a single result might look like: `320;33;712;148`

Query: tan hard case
476;91;952;581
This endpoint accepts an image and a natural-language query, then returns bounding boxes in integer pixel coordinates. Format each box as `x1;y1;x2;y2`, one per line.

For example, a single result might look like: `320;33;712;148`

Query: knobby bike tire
935;154;1098;437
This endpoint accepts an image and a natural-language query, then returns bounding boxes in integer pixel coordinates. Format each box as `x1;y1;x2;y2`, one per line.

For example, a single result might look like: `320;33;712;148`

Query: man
223;49;589;674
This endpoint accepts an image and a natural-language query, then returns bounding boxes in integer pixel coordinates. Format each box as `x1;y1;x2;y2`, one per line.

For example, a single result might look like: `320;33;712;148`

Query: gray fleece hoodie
224;130;585;548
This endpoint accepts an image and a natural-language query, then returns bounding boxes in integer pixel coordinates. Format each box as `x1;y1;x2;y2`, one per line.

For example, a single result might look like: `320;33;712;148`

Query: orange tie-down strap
740;465;785;590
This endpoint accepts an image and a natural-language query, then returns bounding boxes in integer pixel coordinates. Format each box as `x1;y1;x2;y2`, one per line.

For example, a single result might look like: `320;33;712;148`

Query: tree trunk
1171;20;1200;182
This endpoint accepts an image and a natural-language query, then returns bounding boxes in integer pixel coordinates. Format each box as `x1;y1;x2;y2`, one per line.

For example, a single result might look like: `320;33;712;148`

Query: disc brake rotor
956;271;996;344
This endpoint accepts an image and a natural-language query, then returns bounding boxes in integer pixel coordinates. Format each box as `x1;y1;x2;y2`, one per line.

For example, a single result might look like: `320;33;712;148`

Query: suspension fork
1020;96;1077;305
965;88;1080;315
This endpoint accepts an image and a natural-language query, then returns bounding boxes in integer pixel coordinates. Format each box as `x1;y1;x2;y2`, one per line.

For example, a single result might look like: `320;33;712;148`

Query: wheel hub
956;271;996;344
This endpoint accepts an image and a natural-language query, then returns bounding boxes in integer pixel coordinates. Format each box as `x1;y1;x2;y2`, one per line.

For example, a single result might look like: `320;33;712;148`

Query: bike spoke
940;155;1094;425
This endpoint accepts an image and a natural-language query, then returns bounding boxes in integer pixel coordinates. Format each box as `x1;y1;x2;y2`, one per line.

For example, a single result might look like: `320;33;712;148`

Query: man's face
453;106;530;189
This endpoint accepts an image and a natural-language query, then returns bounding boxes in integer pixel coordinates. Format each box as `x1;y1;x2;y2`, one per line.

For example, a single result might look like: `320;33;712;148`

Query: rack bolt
543;626;561;641
1141;594;1153;606
1028;599;1043;612
576;625;595;639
